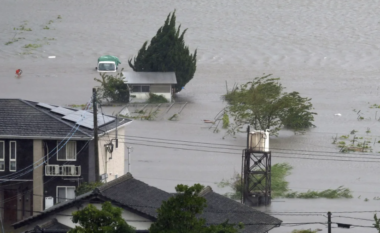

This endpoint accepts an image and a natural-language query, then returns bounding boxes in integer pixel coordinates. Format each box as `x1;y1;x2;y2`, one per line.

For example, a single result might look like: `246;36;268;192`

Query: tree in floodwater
94;69;129;103
128;11;197;93
374;214;380;233
224;74;316;136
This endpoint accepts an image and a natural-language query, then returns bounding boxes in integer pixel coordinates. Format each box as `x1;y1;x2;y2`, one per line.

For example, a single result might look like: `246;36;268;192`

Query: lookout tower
241;126;271;206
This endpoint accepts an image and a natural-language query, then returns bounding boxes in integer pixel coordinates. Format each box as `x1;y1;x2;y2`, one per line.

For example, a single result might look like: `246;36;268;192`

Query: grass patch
57;15;62;19
23;43;42;49
147;93;168;103
218;163;353;199
222;113;229;129
5;37;25;45
292;230;318;233
284;186;352;199
217;163;292;199
43;26;50;30
14;22;32;31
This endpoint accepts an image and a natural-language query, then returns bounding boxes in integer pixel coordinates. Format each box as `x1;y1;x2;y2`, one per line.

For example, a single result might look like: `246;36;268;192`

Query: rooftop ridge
199;186;213;196
97;172;134;192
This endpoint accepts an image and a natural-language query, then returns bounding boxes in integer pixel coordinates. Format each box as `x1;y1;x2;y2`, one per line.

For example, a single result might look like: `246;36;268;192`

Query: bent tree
128;11;197;93
224;74;316;136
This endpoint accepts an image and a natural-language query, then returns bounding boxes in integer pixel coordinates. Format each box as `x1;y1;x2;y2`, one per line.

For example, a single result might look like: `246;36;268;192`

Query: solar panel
37;102;56;109
51;107;75;115
62;110;115;129
62;110;91;123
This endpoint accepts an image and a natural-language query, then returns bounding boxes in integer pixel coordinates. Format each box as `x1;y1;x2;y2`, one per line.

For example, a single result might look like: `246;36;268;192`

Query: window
56;186;75;203
0;141;4;171
131;85;150;93
9;141;16;172
57;141;77;161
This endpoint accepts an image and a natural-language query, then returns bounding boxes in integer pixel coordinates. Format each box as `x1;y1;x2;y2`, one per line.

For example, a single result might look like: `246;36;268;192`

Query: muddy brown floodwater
2;0;380;232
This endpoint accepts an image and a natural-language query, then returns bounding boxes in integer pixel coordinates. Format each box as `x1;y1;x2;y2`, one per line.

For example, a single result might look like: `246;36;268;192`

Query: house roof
0;99;131;140
13;173;281;233
123;72;177;85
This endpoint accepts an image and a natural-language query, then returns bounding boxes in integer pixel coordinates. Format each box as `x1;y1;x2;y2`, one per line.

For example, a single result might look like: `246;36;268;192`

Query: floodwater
1;0;380;232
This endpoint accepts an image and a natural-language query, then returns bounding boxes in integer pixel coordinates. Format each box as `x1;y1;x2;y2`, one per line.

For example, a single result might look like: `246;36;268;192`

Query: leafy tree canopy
128;11;197;93
94;69;129;103
149;184;243;233
69;201;135;233
224;74;316;136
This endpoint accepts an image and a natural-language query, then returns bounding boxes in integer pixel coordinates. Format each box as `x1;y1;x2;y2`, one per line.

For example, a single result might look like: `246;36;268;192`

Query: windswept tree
94;69;129;103
224;74;316;136
128;11;197;93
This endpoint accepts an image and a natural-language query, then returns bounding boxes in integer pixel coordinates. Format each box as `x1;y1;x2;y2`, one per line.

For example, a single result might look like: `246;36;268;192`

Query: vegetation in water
292;230;319;233
284;186;352;199
333;129;375;153
218;163;353;199
222;112;229;129
14;21;32;31
23;43;42;49
222;75;316;137
147;93;169;103
94;69;130;103
128;11;197;93
374;214;380;233
5;37;25;45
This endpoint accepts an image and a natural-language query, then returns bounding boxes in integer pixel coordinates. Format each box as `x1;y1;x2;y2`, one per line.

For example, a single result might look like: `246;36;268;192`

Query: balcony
45;164;81;176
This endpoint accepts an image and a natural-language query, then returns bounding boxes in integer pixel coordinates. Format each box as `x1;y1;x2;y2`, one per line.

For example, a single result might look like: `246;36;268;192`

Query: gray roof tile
14;173;281;233
0;99;131;139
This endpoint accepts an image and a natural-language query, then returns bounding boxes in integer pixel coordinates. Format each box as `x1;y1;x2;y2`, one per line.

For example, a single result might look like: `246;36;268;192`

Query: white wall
21;201;152;232
98;125;127;182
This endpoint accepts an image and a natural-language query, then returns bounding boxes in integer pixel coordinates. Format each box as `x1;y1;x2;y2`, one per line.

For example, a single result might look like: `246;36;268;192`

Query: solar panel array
51;107;75;115
37;102;56;109
37;102;114;129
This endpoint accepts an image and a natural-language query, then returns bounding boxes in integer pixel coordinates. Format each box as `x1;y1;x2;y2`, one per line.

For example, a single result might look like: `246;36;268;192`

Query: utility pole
328;211;332;233
93;88;100;182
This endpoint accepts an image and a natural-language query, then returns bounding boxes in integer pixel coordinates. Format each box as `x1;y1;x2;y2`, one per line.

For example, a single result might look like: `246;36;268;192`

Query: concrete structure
123;72;177;102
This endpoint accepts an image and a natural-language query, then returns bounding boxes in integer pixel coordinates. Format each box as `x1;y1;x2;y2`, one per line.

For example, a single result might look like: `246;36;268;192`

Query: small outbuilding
123;72;177;102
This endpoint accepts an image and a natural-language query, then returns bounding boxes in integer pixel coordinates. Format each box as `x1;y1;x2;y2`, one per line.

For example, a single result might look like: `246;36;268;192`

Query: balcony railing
45;165;81;176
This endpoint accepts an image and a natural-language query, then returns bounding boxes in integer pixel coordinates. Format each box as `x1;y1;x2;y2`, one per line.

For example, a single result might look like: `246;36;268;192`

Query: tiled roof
0;99;131;139
123;72;177;84
200;189;281;233
14;173;281;233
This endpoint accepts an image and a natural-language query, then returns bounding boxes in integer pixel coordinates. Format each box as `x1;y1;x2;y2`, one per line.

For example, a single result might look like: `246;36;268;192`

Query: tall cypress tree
128;11;197;93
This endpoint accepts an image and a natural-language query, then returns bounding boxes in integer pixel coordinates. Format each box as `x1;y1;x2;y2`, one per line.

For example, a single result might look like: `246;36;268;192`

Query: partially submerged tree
128;11;197;93
149;184;243;233
69;201;135;233
224;74;316;136
374;214;380;233
94;69;129;103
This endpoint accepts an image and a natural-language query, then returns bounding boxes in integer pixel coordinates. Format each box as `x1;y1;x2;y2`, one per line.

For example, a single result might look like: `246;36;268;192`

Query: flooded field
2;0;380;232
